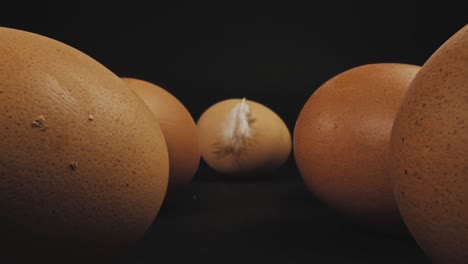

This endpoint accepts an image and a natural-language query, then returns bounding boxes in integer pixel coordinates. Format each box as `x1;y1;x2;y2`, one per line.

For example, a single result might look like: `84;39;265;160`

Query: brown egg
0;27;169;260
197;98;291;175
390;25;468;263
294;63;420;231
121;77;200;191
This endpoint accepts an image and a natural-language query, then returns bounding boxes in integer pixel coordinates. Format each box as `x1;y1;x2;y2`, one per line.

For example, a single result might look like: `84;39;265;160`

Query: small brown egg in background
293;63;420;233
121;77;201;192
197;98;291;176
390;25;468;264
0;27;169;260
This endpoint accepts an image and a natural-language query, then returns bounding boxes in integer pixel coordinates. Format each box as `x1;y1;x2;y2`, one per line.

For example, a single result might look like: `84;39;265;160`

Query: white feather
222;98;253;152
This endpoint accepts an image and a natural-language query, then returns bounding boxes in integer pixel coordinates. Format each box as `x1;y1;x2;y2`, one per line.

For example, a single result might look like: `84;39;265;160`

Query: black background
2;1;466;263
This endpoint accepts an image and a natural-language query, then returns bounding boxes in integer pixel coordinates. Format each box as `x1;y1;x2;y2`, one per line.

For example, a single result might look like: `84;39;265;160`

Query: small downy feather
222;98;253;155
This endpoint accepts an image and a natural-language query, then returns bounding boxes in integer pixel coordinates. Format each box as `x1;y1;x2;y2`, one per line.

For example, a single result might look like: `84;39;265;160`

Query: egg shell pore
390;25;468;264
0;27;169;258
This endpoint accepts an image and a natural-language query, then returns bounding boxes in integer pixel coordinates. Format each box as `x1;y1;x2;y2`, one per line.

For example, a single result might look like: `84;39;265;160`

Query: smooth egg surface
294;63;420;232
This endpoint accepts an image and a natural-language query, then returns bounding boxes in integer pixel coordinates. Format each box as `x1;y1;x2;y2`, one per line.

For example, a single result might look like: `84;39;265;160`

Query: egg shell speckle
0;27;169;259
390;25;468;264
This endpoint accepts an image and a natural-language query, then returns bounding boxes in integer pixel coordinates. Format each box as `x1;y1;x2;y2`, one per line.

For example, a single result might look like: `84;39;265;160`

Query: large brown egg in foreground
122;77;200;191
390;25;468;263
0;27;169;260
197;98;291;176
294;63;420;232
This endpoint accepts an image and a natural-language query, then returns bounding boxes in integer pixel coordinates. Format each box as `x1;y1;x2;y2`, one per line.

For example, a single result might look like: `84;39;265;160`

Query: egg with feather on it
196;98;291;176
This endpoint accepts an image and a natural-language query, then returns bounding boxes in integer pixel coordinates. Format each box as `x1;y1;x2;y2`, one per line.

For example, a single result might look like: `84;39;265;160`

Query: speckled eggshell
122;77;200;192
390;25;468;263
0;27;169;259
294;63;420;231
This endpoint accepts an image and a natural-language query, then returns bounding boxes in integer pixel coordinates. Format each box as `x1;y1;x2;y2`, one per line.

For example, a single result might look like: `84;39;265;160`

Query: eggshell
121;77;200;191
294;63;420;231
197;98;291;175
0;27;169;259
390;25;468;263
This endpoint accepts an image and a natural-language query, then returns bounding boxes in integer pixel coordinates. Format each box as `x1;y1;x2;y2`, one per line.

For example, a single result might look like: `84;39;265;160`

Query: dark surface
110;159;430;264
3;160;432;264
